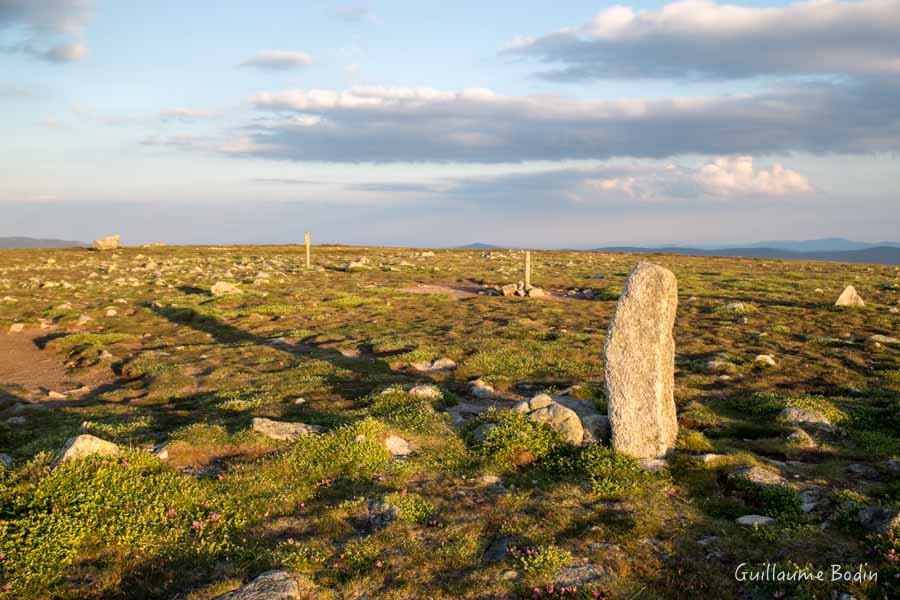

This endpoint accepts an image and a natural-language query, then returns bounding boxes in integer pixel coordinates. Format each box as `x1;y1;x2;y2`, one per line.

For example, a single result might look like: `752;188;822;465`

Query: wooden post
304;232;311;269
524;251;531;289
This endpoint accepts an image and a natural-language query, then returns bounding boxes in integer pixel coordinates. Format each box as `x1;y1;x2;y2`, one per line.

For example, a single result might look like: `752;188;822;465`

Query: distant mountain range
590;245;900;265
458;238;900;265
0;237;86;249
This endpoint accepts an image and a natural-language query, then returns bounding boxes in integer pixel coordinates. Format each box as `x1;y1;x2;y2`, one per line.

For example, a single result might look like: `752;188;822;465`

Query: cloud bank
505;0;900;80
234;82;900;163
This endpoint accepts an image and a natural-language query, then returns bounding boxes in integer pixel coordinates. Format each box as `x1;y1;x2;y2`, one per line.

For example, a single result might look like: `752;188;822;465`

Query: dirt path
404;282;574;301
0;330;110;402
403;283;485;300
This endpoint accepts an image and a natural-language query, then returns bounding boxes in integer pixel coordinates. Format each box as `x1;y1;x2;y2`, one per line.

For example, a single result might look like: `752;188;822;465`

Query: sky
1;0;898;247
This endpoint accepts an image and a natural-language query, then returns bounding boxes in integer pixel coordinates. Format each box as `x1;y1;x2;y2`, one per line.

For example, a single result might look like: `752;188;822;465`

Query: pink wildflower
191;520;204;530
208;512;221;522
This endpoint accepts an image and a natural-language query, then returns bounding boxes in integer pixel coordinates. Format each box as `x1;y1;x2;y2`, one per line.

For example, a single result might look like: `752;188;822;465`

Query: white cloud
334;6;381;23
0;0;92;63
506;0;900;80
40;41;87;63
160;108;219;122
240;50;313;70
694;156;811;196
442;158;813;205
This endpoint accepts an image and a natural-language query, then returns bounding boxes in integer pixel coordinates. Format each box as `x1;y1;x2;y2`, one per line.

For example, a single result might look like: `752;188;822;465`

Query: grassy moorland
1;244;899;599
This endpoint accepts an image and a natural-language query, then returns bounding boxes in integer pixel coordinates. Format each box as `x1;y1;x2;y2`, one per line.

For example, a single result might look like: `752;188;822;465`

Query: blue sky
1;0;899;246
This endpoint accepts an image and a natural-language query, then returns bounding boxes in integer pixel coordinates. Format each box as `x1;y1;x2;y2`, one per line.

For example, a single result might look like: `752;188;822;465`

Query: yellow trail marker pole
305;232;311;269
525;251;531;289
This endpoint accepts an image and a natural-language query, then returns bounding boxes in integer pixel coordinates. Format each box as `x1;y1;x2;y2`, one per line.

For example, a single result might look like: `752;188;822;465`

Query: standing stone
835;285;864;307
92;235;121;251
603;262;678;459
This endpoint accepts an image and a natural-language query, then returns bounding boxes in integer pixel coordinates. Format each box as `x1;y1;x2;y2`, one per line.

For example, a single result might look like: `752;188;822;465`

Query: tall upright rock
603;262;678;459
834;285;865;307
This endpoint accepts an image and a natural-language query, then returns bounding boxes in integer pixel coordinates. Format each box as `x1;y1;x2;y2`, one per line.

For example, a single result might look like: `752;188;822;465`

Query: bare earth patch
0;330;112;401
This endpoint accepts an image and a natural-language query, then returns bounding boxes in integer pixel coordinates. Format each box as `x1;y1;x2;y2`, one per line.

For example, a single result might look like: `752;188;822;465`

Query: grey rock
483;536;512;563
555;560;606;587
367;498;399;530
604;262;678;459
251;417;323;441
779;407;833;432
54;434;119;466
211;281;242;296
736;515;775;527
383;435;411;457
411;358;457;373
869;334;900;345
92;235;120;251
639;458;669;472
730;466;786;486
471;423;497;444
859;506;900;534
847;463;879;478
514;394;584;445
580;414;611;444
469;379;495;398
0;453;13;468
213;570;302;600
408;384;442;400
786;428;815;446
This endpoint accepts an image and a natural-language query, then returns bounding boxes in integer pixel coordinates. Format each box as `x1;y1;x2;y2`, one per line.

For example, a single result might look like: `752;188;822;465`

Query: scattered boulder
471;423;498;444
211;281;242;296
513;394;583;445
580;414;611;444
786;428;815;446
410;357;457;373
886;459;900;474
344;259;371;272
251;417;322;441
779;407;833;432
8;323;24;333
367;498;399;530
408;384;442;400
54;434;119;466
730;465;786;486
696;453;726;464
603;262;679;459
703;357;738;374
736;515;775;527
213;570;303;600
501;283;518;297
383;435;411;457
847;463;879;478
639;458;669;472
835;285;865;307
469;378;495;398
92;235;120;251
0;453;13;469
753;354;777;367
483;536;512;563
869;334;900;346
859;506;900;534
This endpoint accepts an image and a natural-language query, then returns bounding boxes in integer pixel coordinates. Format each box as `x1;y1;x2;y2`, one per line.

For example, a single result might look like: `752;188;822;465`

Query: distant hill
732;238;900;252
0;237;86;249
457;242;503;249
591;245;900;265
